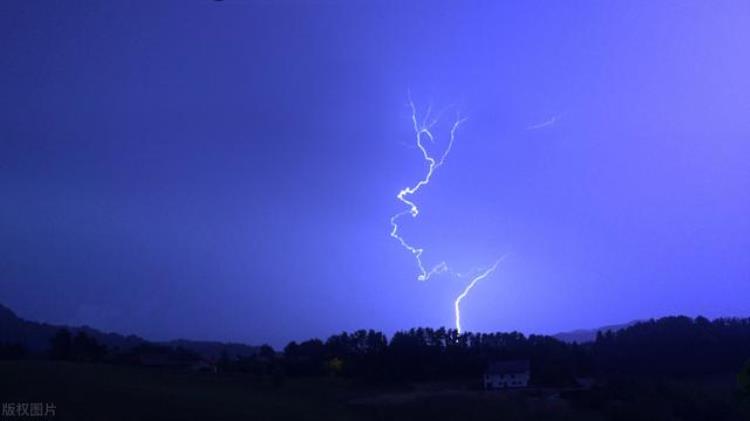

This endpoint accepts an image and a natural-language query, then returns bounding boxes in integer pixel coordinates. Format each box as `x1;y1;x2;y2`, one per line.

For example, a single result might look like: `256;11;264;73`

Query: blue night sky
1;1;749;347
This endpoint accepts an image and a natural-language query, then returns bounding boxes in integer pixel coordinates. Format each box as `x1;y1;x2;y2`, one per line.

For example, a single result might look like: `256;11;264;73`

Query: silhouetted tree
217;350;232;372
283;339;325;376
71;331;107;362
0;343;27;360
276;315;750;394
593;316;750;378
739;358;750;398
49;329;72;360
258;344;275;361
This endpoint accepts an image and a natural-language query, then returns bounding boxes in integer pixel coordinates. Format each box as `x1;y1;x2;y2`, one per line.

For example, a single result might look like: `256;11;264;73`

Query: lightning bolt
454;256;506;334
390;95;505;334
389;97;465;281
526;113;564;130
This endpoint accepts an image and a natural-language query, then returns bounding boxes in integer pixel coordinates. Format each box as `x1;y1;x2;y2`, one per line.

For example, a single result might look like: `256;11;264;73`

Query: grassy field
0;361;744;420
1;361;363;420
0;361;597;421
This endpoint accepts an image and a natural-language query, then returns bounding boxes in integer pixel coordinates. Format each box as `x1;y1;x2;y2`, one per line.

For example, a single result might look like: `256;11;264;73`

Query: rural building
483;360;530;389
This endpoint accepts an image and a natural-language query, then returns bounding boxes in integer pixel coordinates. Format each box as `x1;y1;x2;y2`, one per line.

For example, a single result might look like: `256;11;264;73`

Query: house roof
485;360;530;375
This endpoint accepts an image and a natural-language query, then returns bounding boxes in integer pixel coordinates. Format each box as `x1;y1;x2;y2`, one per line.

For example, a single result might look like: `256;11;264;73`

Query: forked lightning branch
390;97;503;334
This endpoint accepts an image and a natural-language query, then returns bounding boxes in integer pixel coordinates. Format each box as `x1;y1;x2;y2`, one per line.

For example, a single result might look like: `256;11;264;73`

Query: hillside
0;304;257;360
552;321;641;343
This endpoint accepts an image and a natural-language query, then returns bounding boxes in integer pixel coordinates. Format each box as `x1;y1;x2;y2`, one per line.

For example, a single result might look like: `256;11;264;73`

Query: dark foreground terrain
3;309;750;420
1;361;748;421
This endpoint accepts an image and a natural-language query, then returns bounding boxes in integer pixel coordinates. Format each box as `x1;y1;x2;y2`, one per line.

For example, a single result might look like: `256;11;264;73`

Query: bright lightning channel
389;98;465;281
454;257;505;334
390;96;504;334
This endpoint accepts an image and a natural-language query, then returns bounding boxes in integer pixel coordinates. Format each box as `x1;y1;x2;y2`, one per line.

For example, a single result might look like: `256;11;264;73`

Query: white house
483;360;530;389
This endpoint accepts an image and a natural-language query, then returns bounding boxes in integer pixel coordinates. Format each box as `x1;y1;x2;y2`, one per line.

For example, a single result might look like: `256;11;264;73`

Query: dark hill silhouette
0;303;258;360
165;339;260;360
4;301;749;378
553;320;641;343
0;303;144;353
4;303;750;420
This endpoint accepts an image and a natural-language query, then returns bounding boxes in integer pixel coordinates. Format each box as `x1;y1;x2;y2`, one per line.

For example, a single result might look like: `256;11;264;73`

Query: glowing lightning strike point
389;98;466;281
454;256;506;335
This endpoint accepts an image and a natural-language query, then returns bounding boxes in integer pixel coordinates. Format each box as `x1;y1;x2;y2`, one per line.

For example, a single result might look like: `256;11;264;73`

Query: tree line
2;315;750;390
268;316;750;387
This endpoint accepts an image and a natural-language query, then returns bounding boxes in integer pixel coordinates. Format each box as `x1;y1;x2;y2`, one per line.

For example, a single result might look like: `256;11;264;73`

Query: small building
484;360;530;389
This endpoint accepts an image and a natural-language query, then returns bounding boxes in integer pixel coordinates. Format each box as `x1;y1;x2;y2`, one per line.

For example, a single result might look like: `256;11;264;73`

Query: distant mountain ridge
1;301;711;353
553;321;642;343
0;303;258;360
